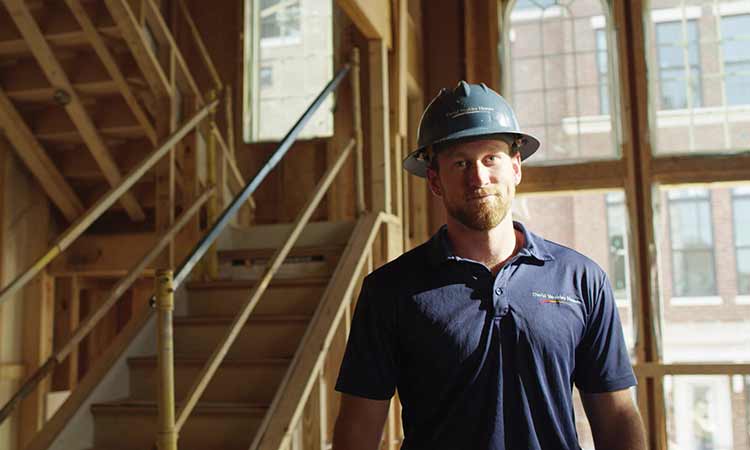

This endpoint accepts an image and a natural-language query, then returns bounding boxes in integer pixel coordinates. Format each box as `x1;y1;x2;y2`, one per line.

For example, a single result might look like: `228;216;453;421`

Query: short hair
427;135;521;173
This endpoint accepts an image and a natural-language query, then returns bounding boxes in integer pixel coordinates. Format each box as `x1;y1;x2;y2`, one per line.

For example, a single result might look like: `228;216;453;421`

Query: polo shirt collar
427;220;555;267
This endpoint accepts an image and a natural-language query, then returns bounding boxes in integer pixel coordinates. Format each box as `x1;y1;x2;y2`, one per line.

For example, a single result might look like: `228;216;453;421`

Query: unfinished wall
0;138;53;450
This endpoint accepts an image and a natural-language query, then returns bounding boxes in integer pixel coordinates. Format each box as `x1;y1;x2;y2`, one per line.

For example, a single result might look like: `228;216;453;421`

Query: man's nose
466;161;491;187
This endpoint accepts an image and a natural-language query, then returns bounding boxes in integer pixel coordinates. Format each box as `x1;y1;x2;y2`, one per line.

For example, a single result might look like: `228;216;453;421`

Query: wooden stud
3;0;146;221
617;1;663;448
337;0;392;47
367;39;392;214
65;0;158;145
104;0;171;98
19;273;54;448
0;91;84;222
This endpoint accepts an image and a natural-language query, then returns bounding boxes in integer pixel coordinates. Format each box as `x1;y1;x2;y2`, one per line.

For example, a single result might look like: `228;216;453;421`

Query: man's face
426;138;522;231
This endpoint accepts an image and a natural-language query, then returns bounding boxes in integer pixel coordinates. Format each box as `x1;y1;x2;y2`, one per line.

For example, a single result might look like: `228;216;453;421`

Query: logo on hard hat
446;106;494;119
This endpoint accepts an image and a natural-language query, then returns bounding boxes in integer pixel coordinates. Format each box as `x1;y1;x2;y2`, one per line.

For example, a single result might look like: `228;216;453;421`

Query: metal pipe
155;269;178;450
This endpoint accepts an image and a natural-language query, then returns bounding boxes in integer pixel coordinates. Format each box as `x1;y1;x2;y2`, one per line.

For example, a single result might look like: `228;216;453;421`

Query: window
243;0;333;142
596;28;610;115
733;187;750;295
259;66;273;88
655;20;702;110
502;0;620;164
667;188;716;298
260;0;301;42
606;192;628;297
721;14;750;106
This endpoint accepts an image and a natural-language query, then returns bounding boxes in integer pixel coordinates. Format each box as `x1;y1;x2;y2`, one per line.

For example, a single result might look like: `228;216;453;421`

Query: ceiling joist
3;0;146;221
0;88;84;222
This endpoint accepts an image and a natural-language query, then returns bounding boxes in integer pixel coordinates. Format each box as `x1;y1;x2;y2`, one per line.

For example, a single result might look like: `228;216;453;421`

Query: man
333;81;646;450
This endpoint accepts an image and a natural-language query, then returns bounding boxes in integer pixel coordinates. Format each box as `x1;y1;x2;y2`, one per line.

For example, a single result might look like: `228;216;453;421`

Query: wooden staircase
80;230;347;450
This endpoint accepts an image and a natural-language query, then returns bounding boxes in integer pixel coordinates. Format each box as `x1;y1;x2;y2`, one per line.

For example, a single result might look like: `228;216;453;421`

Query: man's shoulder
531;232;608;279
363;238;433;288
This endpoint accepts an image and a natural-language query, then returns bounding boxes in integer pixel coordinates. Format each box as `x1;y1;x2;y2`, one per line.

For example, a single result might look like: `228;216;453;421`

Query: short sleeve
574;273;637;393
335;277;398;400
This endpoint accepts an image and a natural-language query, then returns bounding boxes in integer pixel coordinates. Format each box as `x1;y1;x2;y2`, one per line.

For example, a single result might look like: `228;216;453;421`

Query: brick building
505;0;750;448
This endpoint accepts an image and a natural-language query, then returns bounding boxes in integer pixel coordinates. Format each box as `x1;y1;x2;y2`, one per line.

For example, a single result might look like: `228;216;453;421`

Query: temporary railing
149;55;359;450
0;0;248;430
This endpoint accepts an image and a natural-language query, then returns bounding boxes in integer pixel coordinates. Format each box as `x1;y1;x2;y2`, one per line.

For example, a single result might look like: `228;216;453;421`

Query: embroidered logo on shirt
532;291;582;305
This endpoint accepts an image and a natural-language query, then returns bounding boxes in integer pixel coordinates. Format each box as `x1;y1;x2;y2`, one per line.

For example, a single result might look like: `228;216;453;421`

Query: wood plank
634;363;750;377
0;90;84;221
367;39;391;213
104;0;171;98
336;0;392;47
0;363;25;380
3;0;146;221
19;273;54;448
617;1;662;449
65;0;158;145
49;232;158;276
52;276;80;391
651;154;750;185
0;25;122;57
518;160;625;194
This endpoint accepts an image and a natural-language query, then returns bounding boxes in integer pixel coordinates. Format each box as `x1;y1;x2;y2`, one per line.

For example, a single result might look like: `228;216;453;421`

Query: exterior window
606;192;628;296
667;188;716;298
656;20;702;110
596;29;610;115
244;0;333;142
733;187;750;295
259;66;273;88
503;0;619;164
260;0;301;41
721;14;750;106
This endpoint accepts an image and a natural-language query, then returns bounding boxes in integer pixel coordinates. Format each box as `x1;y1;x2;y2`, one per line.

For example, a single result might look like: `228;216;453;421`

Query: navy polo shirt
335;221;636;450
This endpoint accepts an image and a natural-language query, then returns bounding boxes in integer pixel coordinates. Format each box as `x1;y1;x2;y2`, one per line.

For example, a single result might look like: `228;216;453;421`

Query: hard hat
403;81;540;178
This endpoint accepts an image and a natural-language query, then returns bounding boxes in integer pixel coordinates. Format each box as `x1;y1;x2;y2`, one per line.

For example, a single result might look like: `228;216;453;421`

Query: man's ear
426;168;443;197
512;153;522;186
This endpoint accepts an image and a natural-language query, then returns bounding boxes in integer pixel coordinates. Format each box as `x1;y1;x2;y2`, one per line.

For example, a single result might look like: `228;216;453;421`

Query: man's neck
445;215;521;274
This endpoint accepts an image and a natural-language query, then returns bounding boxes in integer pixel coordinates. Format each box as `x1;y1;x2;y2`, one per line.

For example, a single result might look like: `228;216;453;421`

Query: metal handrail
0;187;215;425
0;100;219;309
171;64;352;288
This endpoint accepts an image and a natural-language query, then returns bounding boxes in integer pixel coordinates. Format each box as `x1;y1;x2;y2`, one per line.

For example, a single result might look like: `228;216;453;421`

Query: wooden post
154;269;177;450
351;47;366;217
205;91;220;279
19;274;54;448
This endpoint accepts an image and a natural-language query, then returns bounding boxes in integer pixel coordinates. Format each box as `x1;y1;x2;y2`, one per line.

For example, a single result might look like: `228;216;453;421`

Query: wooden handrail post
155;269;178;450
206;90;220;279
351;47;366;217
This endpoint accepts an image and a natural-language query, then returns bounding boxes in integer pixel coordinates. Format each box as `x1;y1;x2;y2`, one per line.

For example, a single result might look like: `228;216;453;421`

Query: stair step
92;400;265;450
173;315;309;359
128;357;289;403
186;277;328;316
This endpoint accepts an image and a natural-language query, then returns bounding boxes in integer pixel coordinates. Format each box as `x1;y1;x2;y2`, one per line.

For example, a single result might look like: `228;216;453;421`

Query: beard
444;185;514;231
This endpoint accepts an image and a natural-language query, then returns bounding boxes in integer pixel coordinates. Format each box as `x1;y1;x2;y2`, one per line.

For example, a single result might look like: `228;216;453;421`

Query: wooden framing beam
104;0;171;99
3;0;146;221
336;0;392;47
0;89;84;222
0;363;25;381
367;39;391;213
651;154;750;185
518;160;625;194
65;0;158;145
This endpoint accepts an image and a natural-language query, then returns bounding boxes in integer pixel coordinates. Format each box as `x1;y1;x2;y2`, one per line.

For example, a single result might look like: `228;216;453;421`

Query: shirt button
495;287;503;295
501;307;509;315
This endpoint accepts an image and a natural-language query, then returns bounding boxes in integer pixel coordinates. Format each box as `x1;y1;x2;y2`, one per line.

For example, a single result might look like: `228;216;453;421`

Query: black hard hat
403;81;540;178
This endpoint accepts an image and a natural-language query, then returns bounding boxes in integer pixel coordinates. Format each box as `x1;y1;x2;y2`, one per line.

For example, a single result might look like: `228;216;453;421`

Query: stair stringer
28;286;189;450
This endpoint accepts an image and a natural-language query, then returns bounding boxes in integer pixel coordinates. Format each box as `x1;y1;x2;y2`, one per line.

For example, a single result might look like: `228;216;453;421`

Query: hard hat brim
403;132;541;178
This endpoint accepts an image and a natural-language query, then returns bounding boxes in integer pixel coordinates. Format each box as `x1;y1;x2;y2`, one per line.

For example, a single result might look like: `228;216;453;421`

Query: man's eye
455;161;468;168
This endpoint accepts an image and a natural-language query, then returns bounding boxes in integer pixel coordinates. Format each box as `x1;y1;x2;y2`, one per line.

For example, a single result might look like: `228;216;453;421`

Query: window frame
495;1;750;449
